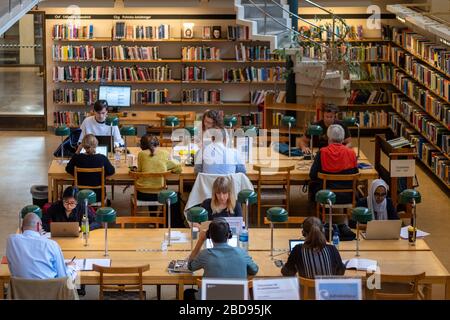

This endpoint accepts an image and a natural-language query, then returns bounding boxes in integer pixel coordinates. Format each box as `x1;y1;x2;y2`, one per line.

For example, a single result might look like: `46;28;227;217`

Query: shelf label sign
390;159;415;177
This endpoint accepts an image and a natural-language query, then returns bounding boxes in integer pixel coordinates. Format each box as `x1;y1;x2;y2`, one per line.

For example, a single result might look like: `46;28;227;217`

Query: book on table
343;258;377;271
64;259;111;271
168;260;192;274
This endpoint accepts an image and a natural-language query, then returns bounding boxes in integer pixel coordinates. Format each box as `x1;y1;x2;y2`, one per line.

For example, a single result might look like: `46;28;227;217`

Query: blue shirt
188;243;258;278
6;230;71;279
194;143;246;175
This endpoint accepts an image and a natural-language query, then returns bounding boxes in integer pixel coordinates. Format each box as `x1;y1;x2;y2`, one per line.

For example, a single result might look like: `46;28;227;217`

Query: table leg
446;277;450;300
178;283;184;300
0;279;5;299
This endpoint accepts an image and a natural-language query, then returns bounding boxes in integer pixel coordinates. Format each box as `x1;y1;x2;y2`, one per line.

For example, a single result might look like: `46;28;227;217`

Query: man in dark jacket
309;124;358;204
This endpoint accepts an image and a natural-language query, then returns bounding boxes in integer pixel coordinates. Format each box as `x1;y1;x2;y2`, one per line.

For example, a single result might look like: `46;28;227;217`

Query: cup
408;226;416;243
192;227;199;240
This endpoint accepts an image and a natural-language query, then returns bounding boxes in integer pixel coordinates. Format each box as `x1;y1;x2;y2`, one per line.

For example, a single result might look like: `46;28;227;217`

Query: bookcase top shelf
52;38;264;43
54;80;286;85
53;59;285;64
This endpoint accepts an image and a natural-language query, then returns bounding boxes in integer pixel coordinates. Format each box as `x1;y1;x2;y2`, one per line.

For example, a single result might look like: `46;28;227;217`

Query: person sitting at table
202;109;224;131
42;186;100;233
136;134;183;226
77;100;124;151
201;176;242;220
194;128;246;174
185;218;259;300
309;124;358;203
6;213;77;279
281;216;345;278
357;179;399;221
298;103;351;154
66;134;115;204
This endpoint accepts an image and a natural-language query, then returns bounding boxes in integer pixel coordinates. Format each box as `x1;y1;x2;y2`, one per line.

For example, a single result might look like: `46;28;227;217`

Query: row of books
363;64;392;81
52;24;94;40
234;44;281;62
52;45;95;61
392;93;449;151
53;89;97;105
338;110;389;128
113;22;170;40
392;27;450;76
52;65;173;82
393;69;450;128
53;111;89;127
227;26;250;41
298;24;363;41
181;89;222;104
182;46;221;61
222;67;285;82
132;89;170;105
250;90;286;106
182;66;207;81
349;45;390;61
239;112;263;127
347;89;390;105
99;45;160;61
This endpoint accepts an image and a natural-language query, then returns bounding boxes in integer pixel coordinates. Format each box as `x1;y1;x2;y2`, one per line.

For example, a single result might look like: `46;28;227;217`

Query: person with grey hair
309;124;358;204
6;212;77;279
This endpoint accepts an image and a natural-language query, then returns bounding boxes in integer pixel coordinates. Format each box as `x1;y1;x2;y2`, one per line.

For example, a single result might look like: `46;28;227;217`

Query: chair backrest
367;272;426;300
299;277;316;300
129;170;171;193
93;264;150;300
74;166;105;206
116;216;163;228
253;164;295;185
318;172;361;205
9;277;77;300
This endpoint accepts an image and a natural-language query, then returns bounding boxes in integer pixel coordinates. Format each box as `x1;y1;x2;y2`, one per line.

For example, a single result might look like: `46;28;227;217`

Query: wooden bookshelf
339;104;391;108
416;157;450;190
53;38;261;43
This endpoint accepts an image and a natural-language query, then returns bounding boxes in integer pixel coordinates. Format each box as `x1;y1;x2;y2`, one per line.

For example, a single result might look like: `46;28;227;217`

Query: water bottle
239;228;249;251
114;148;121;167
81;214;89;246
332;231;340;250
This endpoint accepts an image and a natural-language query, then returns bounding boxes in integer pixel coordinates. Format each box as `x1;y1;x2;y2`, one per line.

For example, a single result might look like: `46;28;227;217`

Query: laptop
361;220;402;240
289;239;305;252
50;222;80;237
95;135;113;153
81;145;108;157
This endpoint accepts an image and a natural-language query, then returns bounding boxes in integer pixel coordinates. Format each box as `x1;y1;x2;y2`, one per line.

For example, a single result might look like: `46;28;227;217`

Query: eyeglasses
374;192;386;197
64;201;77;206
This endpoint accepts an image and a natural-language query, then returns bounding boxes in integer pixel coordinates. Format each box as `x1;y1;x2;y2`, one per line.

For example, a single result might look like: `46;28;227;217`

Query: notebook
343;258;377;271
64;259;111;271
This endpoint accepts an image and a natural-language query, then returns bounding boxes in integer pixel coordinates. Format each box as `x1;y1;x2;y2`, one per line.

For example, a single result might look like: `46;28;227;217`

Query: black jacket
201;198;243;221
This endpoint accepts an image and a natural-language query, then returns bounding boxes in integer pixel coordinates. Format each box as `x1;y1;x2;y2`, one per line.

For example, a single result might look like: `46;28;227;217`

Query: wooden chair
93;264;150;300
316;172;361;222
129;171;172;227
366;272;426;300
116;216;165;228
9;276;77;300
253;164;295;227
74;167;105;207
299;277;316;300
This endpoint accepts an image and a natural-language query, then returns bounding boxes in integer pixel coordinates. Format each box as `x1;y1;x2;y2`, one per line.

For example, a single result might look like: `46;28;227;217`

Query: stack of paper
64;259;111;271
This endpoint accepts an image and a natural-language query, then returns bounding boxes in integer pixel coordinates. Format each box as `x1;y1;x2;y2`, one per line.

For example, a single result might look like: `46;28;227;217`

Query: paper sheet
400;226;430;239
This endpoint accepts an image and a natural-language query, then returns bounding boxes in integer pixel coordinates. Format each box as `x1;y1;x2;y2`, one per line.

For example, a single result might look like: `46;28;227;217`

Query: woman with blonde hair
201;176;242;220
66;134;115;202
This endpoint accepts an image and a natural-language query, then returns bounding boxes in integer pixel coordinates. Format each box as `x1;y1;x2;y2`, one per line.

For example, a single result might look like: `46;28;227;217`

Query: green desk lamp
77;189;96;246
55;125;70;164
185;126;198;165
315;189;336;243
20;205;42;229
187;206;208;250
237;189;257;231
343;117;360;159
224;115;238;129
165;116;180;139
352;207;373;256
281;116;296;157
105;115;119;156
96;207;117;256
158;190;178;246
399;189;422;246
120;126;136;162
266;207;288;259
307;124;323;159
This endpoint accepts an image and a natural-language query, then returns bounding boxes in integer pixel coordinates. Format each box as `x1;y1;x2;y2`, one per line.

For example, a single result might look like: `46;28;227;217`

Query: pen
70;256;76;263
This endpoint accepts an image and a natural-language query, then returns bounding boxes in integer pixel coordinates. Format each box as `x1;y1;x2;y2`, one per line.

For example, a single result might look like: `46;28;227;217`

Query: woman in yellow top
136;134;182;199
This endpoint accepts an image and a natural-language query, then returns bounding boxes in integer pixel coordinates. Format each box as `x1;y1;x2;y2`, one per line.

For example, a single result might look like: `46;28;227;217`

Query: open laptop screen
81;145;108;157
289;239;304;252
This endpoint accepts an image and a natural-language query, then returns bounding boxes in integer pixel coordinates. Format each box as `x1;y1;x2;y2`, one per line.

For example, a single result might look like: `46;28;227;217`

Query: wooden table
53;228;431;252
48;147;378;201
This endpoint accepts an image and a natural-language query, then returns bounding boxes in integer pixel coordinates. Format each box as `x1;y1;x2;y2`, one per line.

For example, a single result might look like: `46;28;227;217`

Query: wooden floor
0;131;448;299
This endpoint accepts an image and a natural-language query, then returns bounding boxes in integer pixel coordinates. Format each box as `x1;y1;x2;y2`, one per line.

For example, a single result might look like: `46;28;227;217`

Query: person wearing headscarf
356;179;399;220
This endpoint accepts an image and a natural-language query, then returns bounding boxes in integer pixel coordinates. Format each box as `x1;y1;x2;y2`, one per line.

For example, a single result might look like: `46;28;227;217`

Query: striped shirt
281;244;345;279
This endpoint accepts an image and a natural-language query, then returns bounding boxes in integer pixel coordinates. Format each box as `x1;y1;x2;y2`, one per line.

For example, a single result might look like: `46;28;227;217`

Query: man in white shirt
6;213;77;280
77;100;124;150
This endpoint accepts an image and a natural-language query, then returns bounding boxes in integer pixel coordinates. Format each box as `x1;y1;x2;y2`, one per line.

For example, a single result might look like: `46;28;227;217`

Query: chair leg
157;285;161;300
111;184;114;200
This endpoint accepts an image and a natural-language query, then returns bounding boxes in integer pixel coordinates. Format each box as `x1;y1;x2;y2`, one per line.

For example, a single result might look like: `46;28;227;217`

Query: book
64;258;111;271
343;258;377;271
168;259;192;274
212;26;222;39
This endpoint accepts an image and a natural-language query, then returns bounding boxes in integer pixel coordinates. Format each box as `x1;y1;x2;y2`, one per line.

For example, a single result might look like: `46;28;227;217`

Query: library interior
0;0;449;302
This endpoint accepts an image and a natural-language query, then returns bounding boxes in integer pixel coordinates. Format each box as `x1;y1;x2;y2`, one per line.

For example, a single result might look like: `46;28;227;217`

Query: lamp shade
352;207;373;224
105;115;119;126
315;190;336;205
243;125;258;135
20;205;42;219
77;189;97;205
237;189;257;205
95;207;117;223
399;189;422;204
281;115;296;126
158;190;178;205
185;126;198;137
187;206;208;223
343;117;357;126
120;126;136;136
224;115;237;127
55;125;70;136
165;116;179;126
307;124;323;136
266;207;288;222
